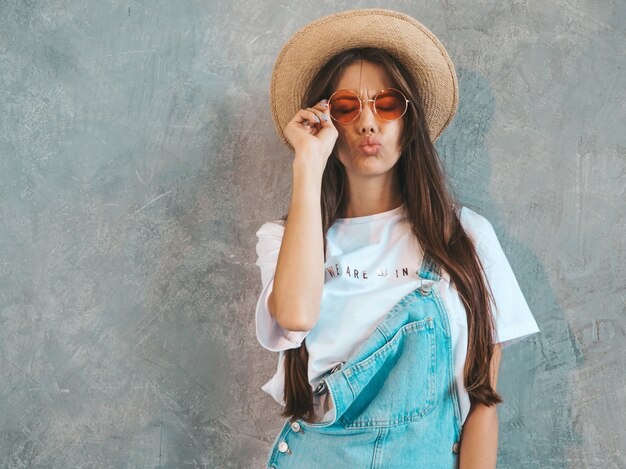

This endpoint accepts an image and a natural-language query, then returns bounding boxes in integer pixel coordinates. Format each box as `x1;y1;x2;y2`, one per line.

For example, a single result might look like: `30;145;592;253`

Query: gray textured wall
0;1;624;467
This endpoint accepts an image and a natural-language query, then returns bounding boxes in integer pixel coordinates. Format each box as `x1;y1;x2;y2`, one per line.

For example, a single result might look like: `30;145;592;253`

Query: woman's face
331;60;404;178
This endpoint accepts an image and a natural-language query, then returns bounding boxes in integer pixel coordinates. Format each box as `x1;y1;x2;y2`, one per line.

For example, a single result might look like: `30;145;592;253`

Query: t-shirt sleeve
254;220;311;352
474;216;541;349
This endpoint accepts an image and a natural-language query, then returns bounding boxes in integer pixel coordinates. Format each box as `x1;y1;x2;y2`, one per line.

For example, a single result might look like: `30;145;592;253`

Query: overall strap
418;251;442;282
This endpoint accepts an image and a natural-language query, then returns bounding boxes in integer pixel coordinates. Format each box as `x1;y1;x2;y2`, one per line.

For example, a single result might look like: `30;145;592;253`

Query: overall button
278;441;292;454
290;421;302;433
452;441;460;454
418;281;433;295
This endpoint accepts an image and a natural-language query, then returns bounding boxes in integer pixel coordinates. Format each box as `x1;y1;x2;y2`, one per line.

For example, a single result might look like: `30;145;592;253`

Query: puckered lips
358;137;382;155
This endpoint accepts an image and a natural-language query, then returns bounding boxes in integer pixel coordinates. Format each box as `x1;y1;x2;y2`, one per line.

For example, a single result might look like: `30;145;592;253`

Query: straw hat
269;8;459;152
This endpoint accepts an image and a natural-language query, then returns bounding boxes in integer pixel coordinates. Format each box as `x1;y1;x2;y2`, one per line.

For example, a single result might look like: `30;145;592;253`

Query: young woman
254;9;540;469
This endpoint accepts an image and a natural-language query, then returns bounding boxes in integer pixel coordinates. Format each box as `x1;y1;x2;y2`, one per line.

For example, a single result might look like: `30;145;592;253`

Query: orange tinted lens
375;89;407;120
329;90;360;122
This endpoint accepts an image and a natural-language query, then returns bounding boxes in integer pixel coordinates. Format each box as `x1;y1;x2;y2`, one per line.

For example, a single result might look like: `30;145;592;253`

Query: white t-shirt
254;203;540;427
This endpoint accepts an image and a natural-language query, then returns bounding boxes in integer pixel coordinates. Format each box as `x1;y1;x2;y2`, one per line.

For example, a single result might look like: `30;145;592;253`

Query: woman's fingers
303;109;322;125
301;111;318;127
283;99;337;156
302;104;330;128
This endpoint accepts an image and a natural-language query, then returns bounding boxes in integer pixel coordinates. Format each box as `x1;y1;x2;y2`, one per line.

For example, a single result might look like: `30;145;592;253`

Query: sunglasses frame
327;87;410;123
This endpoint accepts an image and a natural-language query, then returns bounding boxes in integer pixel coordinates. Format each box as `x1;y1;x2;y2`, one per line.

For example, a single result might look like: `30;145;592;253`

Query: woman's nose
358;100;378;130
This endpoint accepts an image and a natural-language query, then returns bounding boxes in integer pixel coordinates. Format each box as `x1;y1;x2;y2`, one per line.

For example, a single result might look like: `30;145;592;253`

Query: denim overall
265;253;463;468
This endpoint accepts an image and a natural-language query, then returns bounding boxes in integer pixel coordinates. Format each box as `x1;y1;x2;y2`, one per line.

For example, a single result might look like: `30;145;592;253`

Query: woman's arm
459;342;502;469
268;152;326;332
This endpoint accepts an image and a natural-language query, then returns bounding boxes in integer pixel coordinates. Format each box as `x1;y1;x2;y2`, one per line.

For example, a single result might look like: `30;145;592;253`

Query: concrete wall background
0;1;623;467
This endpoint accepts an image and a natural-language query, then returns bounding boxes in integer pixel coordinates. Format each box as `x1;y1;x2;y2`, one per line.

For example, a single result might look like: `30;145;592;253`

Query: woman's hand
283;99;339;163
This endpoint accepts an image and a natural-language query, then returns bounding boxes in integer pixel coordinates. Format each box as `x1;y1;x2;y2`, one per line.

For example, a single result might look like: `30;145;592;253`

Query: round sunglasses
327;88;410;123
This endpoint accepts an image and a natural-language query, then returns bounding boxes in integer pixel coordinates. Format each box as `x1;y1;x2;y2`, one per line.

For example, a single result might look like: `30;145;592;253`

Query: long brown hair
279;47;503;423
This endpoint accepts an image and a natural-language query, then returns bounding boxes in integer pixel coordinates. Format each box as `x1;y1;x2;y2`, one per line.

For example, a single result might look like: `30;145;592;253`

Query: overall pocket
339;317;437;428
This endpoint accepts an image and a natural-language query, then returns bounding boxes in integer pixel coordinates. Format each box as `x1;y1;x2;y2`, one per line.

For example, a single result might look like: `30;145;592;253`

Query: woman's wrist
292;151;325;191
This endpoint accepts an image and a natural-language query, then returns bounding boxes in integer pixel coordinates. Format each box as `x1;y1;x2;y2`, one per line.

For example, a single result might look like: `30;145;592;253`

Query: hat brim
270;8;459;153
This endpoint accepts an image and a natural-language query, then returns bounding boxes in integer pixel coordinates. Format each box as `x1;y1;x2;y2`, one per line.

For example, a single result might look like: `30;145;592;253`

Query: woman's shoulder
257;207;496;242
458;205;496;245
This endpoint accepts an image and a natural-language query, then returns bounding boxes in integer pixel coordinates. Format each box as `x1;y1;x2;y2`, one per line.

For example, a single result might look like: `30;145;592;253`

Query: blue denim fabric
265;254;463;468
